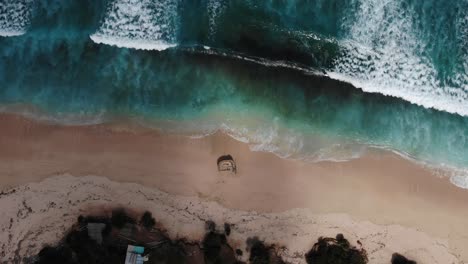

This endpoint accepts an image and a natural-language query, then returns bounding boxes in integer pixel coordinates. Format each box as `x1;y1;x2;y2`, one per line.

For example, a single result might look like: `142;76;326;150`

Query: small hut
217;155;236;174
124;245;146;264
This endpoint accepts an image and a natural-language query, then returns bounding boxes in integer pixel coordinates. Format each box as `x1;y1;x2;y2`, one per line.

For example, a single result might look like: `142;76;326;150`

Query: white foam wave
220;119;468;188
327;70;468;116
207;0;225;39
214;118;368;162
218;119;305;159
450;174;468;189
91;0;179;51
333;0;468;116
0;0;33;37
0;29;25;37
455;11;468;91
90;34;176;51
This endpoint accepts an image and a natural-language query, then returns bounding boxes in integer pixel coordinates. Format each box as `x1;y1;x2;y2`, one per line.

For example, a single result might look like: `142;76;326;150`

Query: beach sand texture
0;113;467;263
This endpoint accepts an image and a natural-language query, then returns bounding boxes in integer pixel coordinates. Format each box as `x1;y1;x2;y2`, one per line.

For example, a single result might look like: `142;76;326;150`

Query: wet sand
0;113;467;263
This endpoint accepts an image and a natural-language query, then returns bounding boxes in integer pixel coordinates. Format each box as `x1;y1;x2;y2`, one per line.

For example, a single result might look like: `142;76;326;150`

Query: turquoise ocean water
0;0;467;186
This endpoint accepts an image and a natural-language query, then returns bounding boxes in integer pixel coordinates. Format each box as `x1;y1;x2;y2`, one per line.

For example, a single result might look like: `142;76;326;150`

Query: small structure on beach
124;245;146;264
217;155;236;173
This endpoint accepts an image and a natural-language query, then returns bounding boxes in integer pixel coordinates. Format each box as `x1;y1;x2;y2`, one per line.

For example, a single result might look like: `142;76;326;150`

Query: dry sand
0;113;467;263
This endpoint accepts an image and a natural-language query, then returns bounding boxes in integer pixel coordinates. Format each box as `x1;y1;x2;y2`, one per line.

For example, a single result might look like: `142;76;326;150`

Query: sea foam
89;34;176;51
90;0;179;51
332;0;468;116
0;0;33;37
207;0;225;39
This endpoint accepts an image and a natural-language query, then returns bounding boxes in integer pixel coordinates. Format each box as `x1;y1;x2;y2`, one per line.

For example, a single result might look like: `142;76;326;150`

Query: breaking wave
90;0;179;51
331;0;468;116
0;0;33;37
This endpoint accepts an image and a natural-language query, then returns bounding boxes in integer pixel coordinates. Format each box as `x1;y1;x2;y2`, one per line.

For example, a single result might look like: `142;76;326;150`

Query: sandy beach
0;113;467;263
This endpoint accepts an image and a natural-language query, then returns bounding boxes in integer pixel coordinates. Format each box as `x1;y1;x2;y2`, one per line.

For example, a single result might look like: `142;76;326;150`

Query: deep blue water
0;0;467;185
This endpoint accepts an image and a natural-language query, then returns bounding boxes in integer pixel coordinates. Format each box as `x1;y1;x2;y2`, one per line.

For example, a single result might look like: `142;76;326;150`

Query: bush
391;253;417;264
111;209;134;228
203;232;225;263
36;246;75;264
247;238;270;264
146;241;186;264
224;223;231;236
246;237;286;264
65;228;124;263
140;211;156;229
305;234;368;264
205;220;216;232
202;231;239;264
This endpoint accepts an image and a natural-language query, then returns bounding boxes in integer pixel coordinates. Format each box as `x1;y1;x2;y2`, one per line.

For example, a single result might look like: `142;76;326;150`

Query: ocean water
0;0;467;185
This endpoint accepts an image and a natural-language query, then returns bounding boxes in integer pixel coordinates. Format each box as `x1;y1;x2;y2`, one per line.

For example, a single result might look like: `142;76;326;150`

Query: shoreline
0;113;468;262
1;103;465;188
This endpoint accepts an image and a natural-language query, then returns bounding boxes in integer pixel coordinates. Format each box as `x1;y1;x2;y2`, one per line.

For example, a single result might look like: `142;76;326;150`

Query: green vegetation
224;223;232;236
391;253;417;264
202;231;239;264
248;239;269;264
111;208;135;228
140;211;156;230
34;209;418;264
145;241;187;264
305;234;368;264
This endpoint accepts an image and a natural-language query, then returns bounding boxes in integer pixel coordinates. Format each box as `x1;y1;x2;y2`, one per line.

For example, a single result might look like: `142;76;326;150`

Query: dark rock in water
305;234;368;264
391;253;417;264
